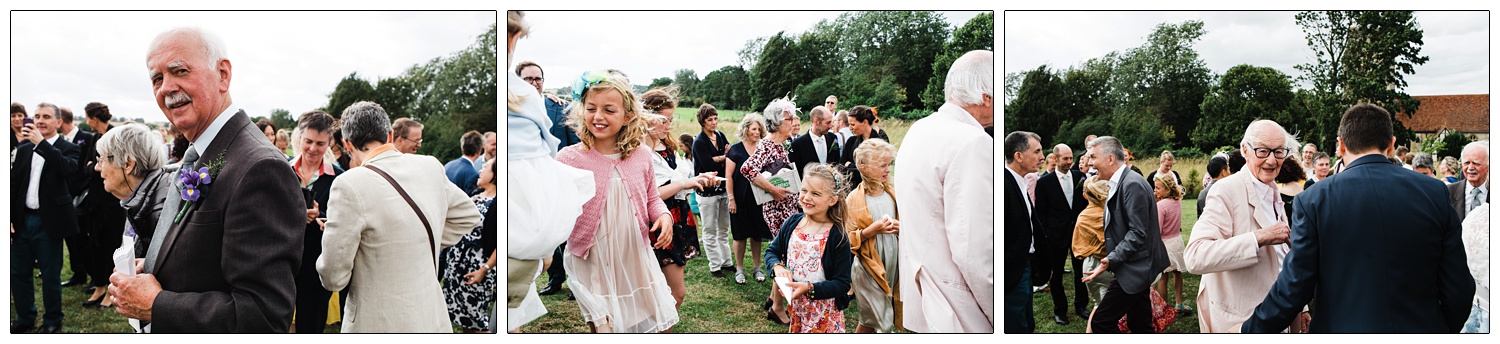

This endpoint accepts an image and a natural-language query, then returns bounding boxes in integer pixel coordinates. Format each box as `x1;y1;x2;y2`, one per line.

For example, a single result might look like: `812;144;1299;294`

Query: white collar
1466;180;1489;197
939;102;983;130
1007;166;1029;194
189;104;237;158
40;134;60;146
64;126;79;141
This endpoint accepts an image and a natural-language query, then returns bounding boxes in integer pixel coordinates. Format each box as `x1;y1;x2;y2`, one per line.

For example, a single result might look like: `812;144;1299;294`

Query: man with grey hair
318;101;480;332
789;105;841;176
1183;119;1303;332
109;27;306;333
1080;135;1169;333
11;102;83;333
895;50;994;333
1412;152;1437;178
1448;141;1488;222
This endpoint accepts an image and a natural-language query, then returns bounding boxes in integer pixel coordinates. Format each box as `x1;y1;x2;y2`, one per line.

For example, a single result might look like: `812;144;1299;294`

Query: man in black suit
788;105;842;176
1033;143;1089;324
10;102;82;333
1241;104;1474;333
1081;136;1169;334
58;107;96;289
108;27;304;333
1447;141;1487;222
1003;131;1043;333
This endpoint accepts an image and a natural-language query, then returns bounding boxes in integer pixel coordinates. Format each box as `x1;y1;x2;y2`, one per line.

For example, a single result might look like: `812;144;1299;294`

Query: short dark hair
696;103;719;128
10;102;25;116
460;130;483;156
84;102;112;122
1337;103;1394;154
514;61;542;78
1227;149;1247;174
256;118;277;134
849;105;879;125
59;107;75;124
1206;155;1228;178
296;110;335;134
1004;131;1040;164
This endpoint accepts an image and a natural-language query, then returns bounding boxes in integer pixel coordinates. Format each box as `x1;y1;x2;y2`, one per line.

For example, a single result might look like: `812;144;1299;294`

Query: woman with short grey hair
93;123;173;308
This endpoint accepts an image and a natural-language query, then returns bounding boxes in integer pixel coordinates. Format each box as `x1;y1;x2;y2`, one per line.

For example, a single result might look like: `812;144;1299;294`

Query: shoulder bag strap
364;164;438;274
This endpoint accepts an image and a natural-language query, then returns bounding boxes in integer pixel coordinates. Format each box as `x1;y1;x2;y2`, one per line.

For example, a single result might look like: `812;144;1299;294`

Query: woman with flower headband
505;10;593;332
554;69;679;333
841;105;890;188
741;96;803;324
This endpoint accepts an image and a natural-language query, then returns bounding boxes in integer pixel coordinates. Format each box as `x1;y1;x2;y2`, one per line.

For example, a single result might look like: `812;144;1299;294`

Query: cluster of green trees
654;11;992;119
262;24;497;163
1008;11;1430;157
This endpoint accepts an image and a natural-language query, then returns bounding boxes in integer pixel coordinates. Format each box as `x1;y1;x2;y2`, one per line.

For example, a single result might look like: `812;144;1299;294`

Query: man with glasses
391;117;424;154
827;96;851;154
1241;104;1473;333
1183;119;1301;332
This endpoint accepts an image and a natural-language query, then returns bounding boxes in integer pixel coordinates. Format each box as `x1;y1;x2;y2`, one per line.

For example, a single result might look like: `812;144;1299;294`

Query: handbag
364;165;439;274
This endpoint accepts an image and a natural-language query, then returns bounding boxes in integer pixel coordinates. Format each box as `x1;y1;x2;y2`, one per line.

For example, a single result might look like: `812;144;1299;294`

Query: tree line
261;23;498;163
652;11;992;120
1008;11;1431;159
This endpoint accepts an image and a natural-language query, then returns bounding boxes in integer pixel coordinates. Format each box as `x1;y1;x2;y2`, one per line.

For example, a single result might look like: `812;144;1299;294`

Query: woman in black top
692;104;735;276
841;106;889;188
726;113;774;284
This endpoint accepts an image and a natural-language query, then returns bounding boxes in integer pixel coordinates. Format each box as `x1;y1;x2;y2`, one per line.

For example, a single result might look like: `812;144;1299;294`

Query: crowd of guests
1007;103;1488;333
506;11;995;333
12;26;497;333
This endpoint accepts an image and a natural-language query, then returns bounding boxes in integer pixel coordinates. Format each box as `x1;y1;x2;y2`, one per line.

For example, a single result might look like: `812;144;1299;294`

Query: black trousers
545;243;567;288
1090;278;1153;333
1047;244;1087;316
294;227;331;333
63;229;90;283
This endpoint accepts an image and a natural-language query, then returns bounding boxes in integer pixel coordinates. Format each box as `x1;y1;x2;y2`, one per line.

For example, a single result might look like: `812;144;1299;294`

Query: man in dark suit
1081;136;1169;334
789;105;842;176
10;102;82;334
1003;131;1043;333
444;130;483;195
1241;104;1474;333
1447;141;1488;222
1033;143;1089;324
109;27;304;333
56;106;99;289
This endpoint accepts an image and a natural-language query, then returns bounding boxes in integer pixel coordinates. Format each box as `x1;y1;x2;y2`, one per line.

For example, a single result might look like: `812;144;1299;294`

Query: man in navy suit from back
1241;103;1474;333
444;130;483;195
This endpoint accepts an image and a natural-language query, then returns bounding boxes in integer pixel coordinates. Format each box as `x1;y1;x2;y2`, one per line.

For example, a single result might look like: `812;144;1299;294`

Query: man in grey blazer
108;27;304;333
1448;141;1488;222
1081;136;1169;333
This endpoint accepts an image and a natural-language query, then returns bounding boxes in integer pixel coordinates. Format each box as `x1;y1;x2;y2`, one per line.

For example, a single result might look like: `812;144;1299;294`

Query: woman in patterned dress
442;159;498;332
741;97;804;324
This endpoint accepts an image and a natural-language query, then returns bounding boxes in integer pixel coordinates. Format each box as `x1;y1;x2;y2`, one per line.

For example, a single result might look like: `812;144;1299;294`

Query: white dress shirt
25;135;62;210
811;132;828;164
1008;166;1033;254
1103;164;1126;227
187;104;239;162
1057;167;1074;206
1465;181;1488;214
1250;178;1288;257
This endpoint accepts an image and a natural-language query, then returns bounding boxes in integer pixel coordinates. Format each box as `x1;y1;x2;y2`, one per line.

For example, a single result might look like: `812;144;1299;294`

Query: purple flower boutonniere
173;153;226;224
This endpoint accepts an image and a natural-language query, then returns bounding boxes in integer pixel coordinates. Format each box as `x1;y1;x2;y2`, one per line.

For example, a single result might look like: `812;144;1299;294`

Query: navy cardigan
764;213;853;310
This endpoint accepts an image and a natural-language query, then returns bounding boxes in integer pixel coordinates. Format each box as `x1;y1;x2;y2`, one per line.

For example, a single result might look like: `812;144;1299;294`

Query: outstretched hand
1080;258;1110;283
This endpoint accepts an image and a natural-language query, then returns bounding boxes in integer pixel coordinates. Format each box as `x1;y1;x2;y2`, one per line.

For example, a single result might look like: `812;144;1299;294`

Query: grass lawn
518;251;871;333
1031;199;1203;333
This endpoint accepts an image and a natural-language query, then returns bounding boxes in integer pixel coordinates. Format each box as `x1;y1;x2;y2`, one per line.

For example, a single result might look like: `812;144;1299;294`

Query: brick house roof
1396;94;1489;133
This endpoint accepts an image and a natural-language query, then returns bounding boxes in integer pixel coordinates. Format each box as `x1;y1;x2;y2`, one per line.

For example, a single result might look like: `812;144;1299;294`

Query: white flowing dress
563;160;680;333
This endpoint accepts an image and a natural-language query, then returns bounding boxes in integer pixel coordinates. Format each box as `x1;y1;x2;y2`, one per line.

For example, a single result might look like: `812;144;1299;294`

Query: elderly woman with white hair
741;96;803;325
93;123;172;310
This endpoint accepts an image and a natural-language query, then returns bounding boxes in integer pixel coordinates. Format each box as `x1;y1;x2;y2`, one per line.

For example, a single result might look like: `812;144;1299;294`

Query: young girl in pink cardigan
554;70;679;333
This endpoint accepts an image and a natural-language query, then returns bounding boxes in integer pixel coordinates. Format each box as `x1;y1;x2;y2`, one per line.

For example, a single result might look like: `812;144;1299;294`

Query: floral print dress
787;226;844;333
739;140;801;234
441;196;498;331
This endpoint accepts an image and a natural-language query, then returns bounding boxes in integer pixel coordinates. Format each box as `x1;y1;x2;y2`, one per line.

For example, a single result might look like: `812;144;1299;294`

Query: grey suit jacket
146;110;304;333
1447;181;1484;222
1102;167;1170;294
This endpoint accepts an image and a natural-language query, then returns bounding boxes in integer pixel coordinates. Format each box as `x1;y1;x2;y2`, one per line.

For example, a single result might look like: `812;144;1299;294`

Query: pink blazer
555;144;668;259
1183;170;1288;333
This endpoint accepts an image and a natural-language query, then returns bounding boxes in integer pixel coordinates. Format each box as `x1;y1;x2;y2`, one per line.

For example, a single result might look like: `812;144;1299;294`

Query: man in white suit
1183;120;1303;333
317;101;481;333
894;50;995;333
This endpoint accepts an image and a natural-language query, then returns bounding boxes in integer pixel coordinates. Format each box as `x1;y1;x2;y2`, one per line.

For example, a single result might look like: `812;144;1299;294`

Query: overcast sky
509;11;990;92
10;11;496;124
1005;11;1488;96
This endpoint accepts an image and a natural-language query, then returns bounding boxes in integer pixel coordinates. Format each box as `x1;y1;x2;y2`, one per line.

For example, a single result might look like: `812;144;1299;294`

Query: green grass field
1030;199;1203;333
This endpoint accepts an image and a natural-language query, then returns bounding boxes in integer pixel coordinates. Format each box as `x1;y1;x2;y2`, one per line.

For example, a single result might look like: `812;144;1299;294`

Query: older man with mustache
1448;141;1488;222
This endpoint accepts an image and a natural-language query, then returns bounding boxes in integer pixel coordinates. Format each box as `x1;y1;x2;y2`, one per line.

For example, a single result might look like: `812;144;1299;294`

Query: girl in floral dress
555;70;679;333
765;164;854;333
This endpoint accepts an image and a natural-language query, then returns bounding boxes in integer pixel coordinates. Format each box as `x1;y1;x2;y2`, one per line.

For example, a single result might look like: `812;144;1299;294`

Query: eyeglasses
825;101;835;105
523;77;544;83
1248;146;1290;159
